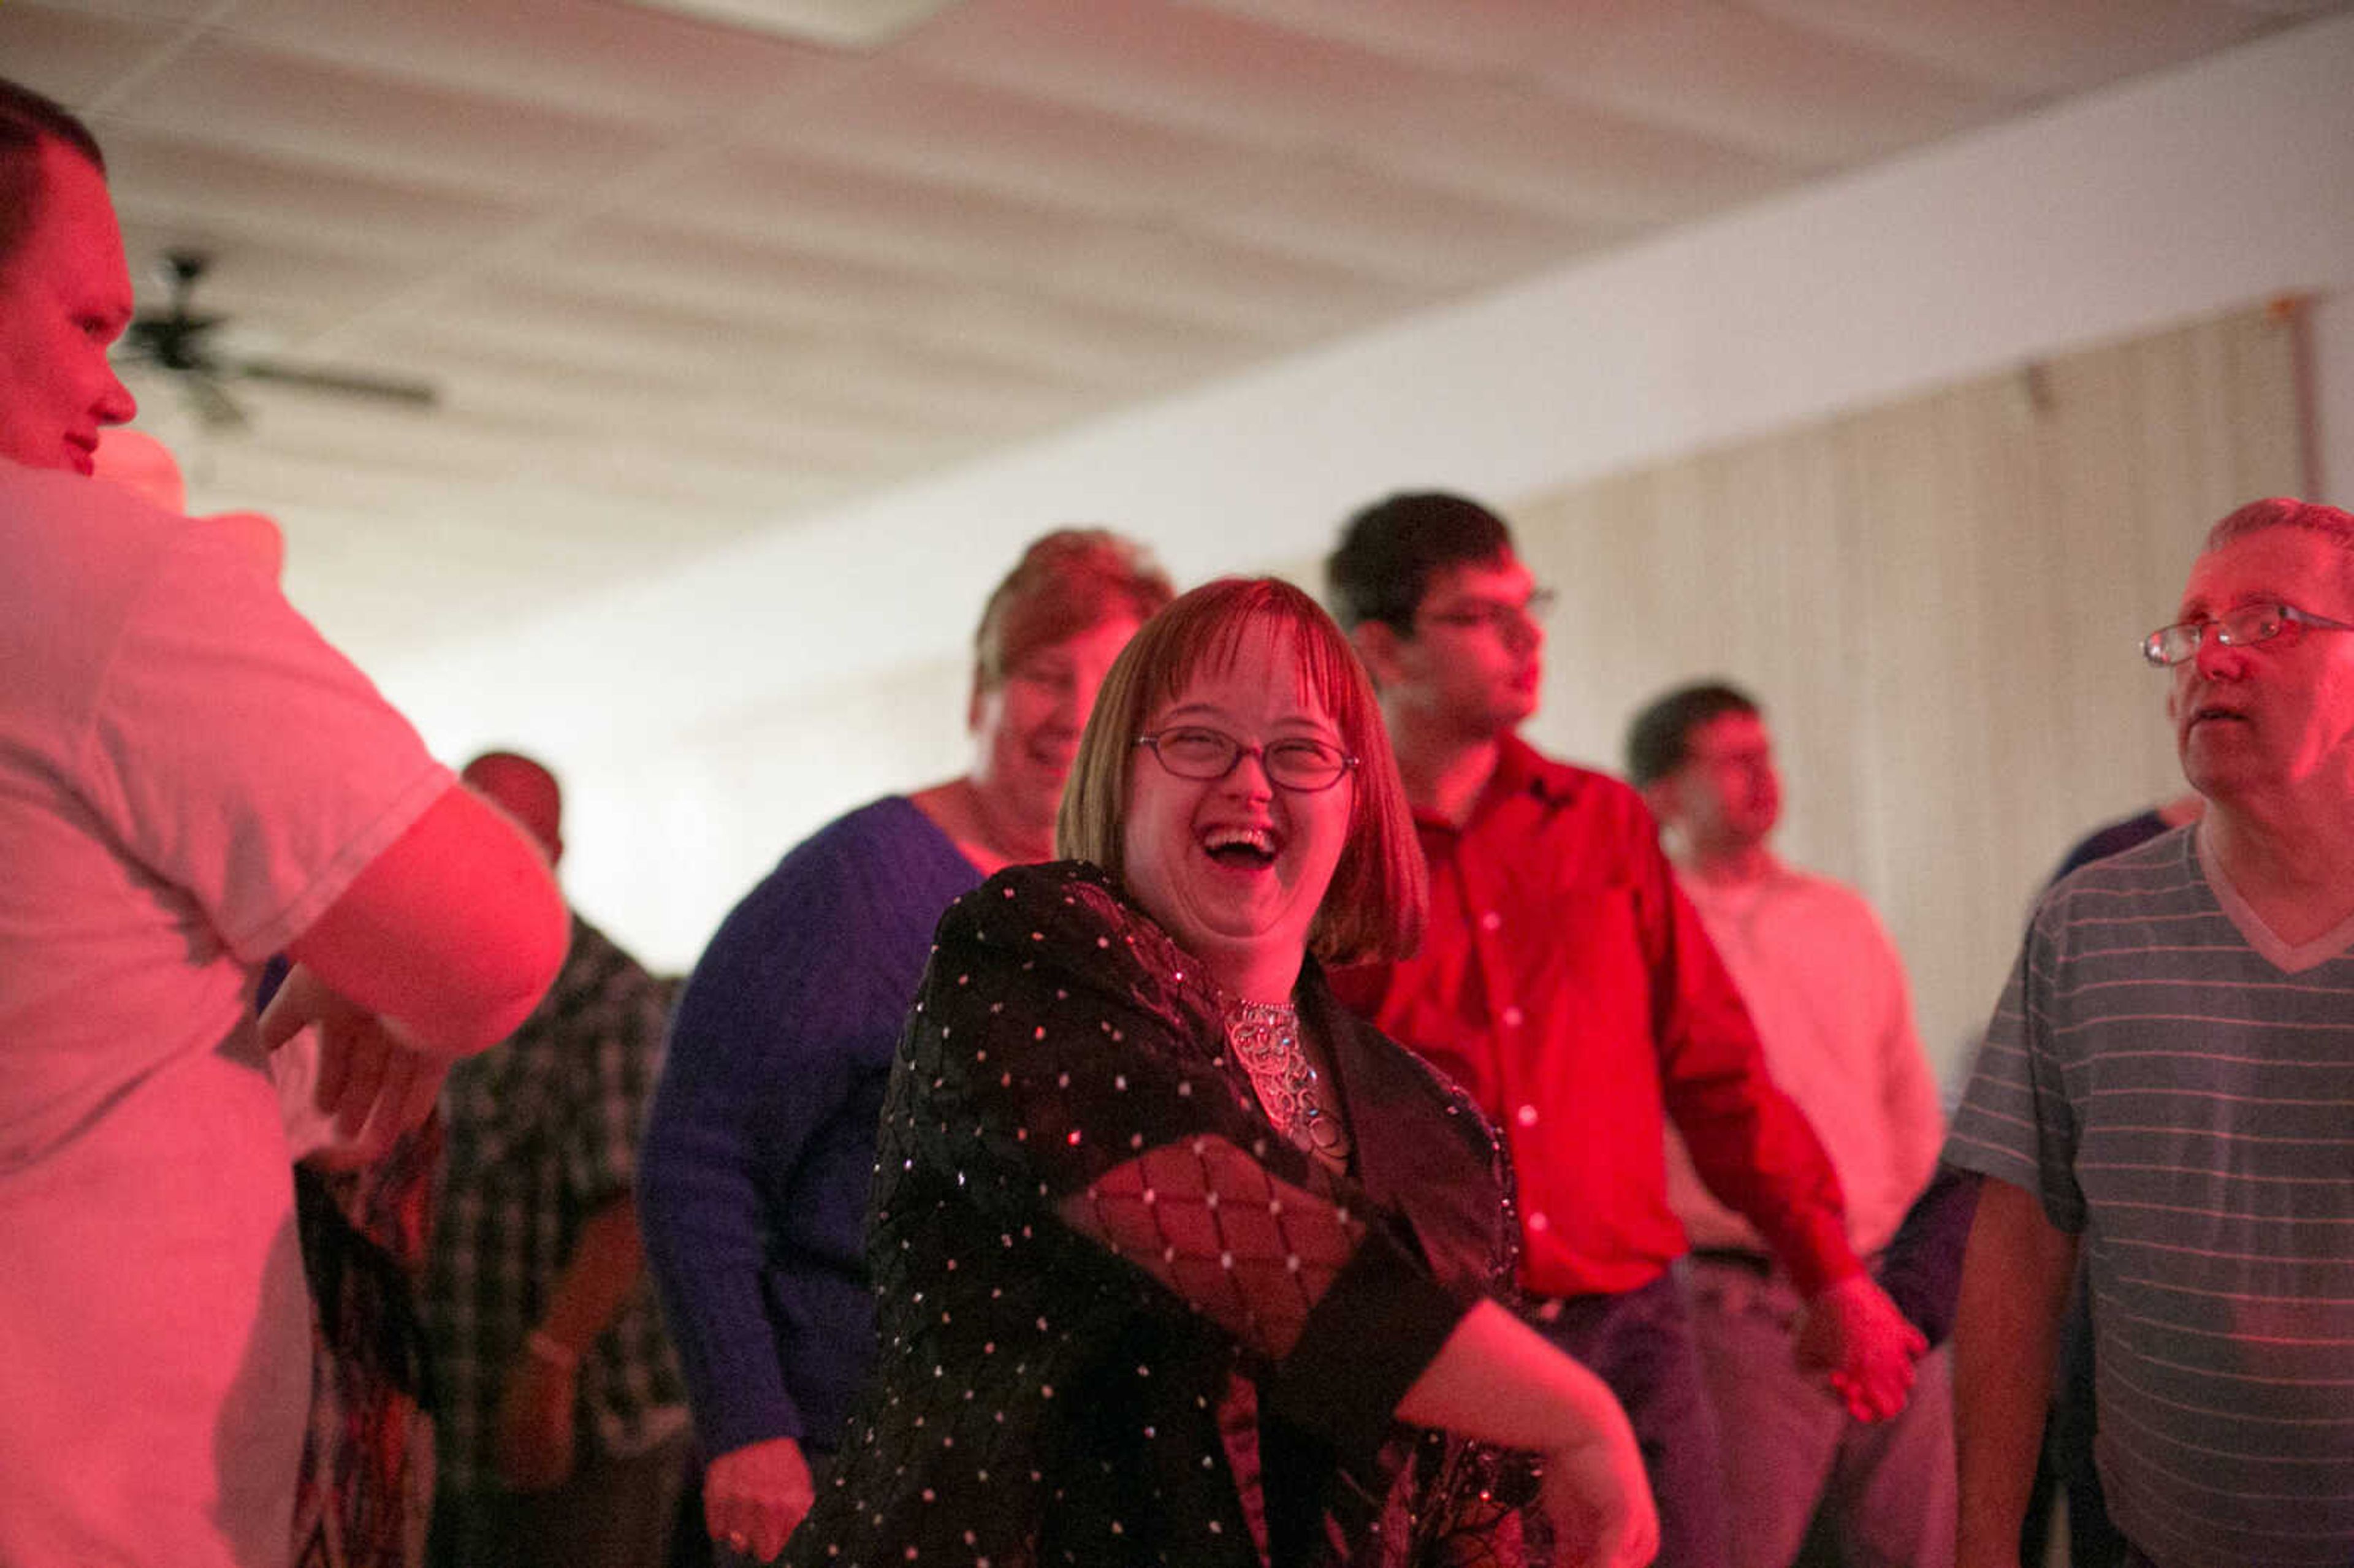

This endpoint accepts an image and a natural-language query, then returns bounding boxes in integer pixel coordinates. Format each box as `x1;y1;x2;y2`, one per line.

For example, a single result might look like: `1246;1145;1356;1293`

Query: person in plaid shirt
425;752;690;1568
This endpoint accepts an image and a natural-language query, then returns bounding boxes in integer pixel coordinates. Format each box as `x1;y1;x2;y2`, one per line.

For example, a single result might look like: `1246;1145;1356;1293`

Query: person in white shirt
0;76;568;1568
1628;680;1951;1568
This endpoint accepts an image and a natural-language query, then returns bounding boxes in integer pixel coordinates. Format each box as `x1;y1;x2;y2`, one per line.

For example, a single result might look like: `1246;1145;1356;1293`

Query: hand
704;1436;815;1563
492;1350;577;1491
261;964;448;1155
1539;1410;1659;1568
1794;1273;1925;1423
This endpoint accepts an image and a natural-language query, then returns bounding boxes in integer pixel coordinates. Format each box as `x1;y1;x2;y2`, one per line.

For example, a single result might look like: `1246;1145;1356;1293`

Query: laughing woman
784;579;1655;1567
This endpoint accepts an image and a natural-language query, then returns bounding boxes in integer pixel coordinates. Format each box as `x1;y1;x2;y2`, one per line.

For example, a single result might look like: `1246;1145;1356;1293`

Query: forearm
639;1018;840;1452
1678;1096;1862;1295
286;785;568;1057
1401;1303;1658;1568
493;1198;647;1491
1877;1167;1981;1346
1396;1300;1631;1452
532;1198;649;1359
1659;889;1861;1294
1954;1177;2078;1567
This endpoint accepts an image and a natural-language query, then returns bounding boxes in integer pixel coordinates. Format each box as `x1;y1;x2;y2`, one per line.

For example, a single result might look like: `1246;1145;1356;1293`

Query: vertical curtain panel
1503;301;2308;1073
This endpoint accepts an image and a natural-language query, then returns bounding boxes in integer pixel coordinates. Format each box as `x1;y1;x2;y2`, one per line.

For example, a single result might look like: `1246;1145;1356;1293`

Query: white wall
381;13;2354;983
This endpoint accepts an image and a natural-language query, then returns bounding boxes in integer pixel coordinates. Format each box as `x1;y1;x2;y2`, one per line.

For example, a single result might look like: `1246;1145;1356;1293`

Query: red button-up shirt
1331;735;1860;1301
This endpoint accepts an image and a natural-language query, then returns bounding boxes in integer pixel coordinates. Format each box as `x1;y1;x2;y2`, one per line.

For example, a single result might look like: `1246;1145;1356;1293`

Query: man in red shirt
1325;492;1924;1568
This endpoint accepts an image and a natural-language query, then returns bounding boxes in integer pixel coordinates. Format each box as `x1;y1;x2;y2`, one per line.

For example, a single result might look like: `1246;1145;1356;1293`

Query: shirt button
1501;1005;1524;1029
1479;910;1502;932
1516;1104;1539;1127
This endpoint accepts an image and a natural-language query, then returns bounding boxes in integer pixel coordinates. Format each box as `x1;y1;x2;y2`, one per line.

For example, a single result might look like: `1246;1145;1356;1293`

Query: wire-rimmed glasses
2141;603;2354;667
1134;726;1357;792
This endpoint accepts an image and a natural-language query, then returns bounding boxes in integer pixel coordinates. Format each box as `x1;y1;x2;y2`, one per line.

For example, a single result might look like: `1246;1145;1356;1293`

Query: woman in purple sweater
639;531;1171;1564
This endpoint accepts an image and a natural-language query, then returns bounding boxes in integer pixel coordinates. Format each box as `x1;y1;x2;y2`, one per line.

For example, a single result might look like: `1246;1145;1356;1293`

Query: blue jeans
1529;1270;1731;1568
1687;1258;1954;1568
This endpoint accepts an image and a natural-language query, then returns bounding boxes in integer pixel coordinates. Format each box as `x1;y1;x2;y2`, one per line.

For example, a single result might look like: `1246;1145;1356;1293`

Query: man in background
0;76;566;1567
1628;681;1952;1568
427;751;691;1568
1325;491;1922;1567
1950;497;2354;1568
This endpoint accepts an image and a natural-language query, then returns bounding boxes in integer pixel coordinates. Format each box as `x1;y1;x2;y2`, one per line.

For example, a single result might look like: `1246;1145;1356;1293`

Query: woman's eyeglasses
1133;726;1357;792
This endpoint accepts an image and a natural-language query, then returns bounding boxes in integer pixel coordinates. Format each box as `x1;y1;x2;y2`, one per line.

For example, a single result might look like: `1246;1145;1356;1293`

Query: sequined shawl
786;861;1533;1567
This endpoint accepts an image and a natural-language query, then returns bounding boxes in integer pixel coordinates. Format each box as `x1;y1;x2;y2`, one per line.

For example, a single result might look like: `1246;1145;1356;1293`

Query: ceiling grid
1;0;2339;663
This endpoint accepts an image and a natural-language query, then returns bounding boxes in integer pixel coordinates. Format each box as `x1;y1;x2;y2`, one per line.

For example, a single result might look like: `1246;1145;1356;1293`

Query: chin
2179;755;2245;803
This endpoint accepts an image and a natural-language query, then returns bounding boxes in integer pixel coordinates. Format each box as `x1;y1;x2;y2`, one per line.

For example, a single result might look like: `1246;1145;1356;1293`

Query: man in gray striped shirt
1948;497;2354;1568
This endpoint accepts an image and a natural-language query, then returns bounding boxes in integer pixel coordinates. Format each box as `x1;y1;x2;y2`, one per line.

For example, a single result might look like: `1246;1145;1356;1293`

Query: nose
1219;745;1276;798
2192;626;2248;682
97;366;137;428
1034;672;1084;725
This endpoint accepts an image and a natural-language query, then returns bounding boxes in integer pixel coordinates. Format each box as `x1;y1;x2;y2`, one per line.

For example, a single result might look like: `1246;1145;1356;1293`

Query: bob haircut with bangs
1058;576;1426;967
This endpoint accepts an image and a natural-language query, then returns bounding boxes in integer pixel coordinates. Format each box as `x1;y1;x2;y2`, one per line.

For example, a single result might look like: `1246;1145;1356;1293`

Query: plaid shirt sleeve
559;919;672;1205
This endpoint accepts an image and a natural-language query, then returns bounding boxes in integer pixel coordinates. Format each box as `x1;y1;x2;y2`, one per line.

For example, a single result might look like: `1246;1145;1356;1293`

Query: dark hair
1324;491;1515;630
1058;577;1426;965
973;529;1174;690
1624;681;1761;788
1;78;105;270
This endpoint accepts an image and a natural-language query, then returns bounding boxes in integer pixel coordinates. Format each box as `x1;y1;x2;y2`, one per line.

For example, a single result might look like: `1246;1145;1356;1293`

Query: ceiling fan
115;249;441;431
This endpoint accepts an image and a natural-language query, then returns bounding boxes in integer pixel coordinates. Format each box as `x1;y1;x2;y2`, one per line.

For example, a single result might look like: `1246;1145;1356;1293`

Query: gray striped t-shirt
1948;825;2354;1568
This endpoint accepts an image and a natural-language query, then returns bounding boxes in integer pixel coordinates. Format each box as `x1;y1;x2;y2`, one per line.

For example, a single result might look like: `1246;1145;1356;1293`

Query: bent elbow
444;872;570;1054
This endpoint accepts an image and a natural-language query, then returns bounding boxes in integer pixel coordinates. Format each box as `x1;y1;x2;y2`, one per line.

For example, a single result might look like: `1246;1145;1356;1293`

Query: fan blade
127;314;230;373
235;359;440;409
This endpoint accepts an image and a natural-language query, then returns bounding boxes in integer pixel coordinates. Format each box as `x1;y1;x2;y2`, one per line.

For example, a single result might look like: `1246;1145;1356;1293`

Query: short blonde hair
2206;497;2354;549
973;529;1173;690
1058;577;1426;965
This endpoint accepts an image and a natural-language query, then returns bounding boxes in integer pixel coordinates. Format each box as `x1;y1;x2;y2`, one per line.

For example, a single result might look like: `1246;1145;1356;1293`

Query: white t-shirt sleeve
70;527;453;963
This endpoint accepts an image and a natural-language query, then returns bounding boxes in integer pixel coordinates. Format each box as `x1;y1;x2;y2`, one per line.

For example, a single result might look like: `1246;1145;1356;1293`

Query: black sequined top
784;862;1528;1567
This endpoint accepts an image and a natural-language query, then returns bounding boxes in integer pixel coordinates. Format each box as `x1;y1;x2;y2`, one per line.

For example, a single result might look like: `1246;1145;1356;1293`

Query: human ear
1350;620;1406;690
1640;776;1682;828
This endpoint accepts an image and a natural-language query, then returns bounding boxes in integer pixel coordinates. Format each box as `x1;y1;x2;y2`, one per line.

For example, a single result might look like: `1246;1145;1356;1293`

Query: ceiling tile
485;217;939;338
1027;224;1425;340
218;0;830;126
1335;72;1798;229
0;2;185;102
874;282;1267;391
13;0;2342;676
379;273;831;382
621;142;1124;283
1198;153;1606;291
104;33;671;204
1742;0;2282;94
192;394;542;485
12;0;219;23
900;0;1458;149
1528;2;2006;165
1181;0;1581;75
113;217;429;340
102;126;532;270
735;58;1244;215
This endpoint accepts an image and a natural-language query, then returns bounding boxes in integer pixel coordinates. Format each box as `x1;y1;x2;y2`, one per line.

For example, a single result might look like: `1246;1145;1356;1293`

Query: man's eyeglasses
2141;603;2354;667
1135;726;1357;792
1417;587;1557;637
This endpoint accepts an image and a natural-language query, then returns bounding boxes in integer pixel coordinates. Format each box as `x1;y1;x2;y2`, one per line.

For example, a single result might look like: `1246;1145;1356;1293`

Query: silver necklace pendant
1222;998;1351;1163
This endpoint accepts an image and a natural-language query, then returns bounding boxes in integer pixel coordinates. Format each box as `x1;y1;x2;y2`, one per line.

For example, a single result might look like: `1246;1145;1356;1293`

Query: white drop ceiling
9;0;2344;668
